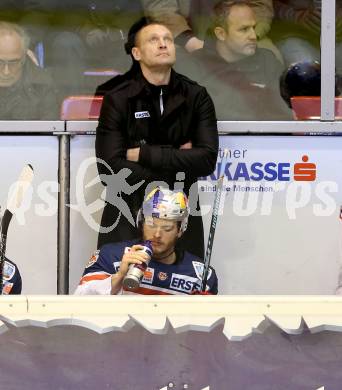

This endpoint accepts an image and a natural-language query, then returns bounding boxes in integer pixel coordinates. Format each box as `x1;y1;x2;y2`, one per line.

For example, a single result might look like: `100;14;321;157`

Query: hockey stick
200;150;228;292
0;164;34;294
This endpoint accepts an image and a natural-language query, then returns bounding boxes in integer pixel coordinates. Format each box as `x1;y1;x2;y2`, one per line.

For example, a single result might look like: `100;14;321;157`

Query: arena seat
60;95;104;120
291;96;342;120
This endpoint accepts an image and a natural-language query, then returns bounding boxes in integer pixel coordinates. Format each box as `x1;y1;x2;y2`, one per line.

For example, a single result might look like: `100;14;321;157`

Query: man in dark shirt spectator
183;0;291;120
143;0;280;58
0;21;58;120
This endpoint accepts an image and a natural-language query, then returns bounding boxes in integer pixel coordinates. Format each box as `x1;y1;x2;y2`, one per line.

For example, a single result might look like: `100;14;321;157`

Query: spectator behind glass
182;1;291;120
0;21;58;120
0;2;47;71
143;0;283;62
0;2;52;61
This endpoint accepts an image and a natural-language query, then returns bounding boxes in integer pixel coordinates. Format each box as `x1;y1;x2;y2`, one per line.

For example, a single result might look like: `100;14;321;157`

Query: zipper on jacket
159;88;164;115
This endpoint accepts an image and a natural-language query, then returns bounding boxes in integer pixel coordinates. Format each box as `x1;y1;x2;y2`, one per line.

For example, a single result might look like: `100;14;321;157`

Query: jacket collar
127;67;180;96
127;67;186;116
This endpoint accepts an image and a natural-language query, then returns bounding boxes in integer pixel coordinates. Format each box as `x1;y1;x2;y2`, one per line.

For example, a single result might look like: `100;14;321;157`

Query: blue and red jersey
75;240;218;295
2;259;22;295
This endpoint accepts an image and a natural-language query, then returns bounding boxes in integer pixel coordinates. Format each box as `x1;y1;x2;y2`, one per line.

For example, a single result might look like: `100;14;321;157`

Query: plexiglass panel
0;1;332;121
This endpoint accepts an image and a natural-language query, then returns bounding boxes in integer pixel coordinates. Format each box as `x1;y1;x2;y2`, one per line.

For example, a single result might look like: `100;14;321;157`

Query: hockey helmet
280;61;321;108
137;187;189;233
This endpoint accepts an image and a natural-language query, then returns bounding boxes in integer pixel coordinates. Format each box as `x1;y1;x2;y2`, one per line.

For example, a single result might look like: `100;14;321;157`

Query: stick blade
6;164;34;215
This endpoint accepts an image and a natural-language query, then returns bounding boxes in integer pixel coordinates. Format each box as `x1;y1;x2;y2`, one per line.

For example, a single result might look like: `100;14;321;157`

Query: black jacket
96;68;218;256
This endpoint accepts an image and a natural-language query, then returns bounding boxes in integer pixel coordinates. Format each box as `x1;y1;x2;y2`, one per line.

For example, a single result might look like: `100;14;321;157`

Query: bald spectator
183;1;291;120
0;22;58;120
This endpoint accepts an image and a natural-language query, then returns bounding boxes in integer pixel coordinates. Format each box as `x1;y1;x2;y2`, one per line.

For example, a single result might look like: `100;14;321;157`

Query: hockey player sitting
0;259;21;295
75;187;218;295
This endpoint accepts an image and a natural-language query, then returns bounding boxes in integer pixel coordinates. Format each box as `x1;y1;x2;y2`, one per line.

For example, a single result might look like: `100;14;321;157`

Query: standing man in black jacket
96;18;218;258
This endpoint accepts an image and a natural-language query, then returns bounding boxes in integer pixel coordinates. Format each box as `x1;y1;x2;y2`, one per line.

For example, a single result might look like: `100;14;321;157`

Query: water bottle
122;240;153;291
